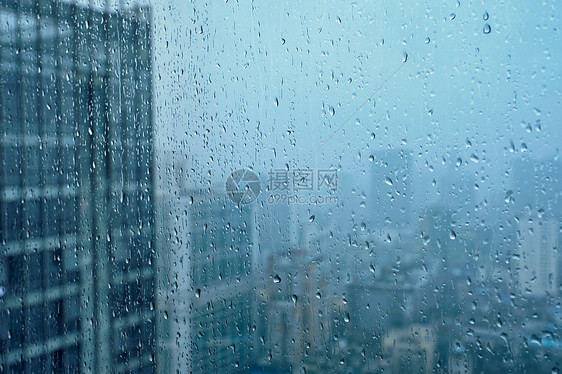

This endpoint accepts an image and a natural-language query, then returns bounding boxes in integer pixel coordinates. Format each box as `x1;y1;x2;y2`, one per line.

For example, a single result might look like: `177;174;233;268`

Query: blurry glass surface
0;1;561;373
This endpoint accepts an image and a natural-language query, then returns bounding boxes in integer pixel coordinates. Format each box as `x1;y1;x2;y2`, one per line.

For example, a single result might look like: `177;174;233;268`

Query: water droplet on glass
483;11;489;21
483;24;491;34
273;275;281;283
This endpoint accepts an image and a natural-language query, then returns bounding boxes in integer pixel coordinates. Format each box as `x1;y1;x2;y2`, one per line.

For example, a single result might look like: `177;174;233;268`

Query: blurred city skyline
0;0;561;373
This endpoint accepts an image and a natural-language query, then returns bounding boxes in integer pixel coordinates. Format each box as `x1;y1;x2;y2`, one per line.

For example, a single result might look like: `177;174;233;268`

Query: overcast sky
151;0;561;202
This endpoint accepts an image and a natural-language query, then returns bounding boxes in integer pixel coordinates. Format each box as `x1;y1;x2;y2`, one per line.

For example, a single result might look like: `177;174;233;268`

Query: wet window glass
0;1;561;373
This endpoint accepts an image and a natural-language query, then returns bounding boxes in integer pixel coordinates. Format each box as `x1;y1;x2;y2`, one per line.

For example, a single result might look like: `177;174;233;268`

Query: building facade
517;213;559;297
0;1;156;373
165;187;256;373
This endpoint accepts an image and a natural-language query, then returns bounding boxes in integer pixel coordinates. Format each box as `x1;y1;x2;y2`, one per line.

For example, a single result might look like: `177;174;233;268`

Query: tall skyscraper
382;325;436;374
0;2;156;372
512;156;562;216
255;249;331;373
167;187;256;373
517;212;559;297
370;148;414;230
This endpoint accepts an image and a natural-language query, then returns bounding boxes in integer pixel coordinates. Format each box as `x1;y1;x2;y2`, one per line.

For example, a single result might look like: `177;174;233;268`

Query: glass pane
0;1;560;373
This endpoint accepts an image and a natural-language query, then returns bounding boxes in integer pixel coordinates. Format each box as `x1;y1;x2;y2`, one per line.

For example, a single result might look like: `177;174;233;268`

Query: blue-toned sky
152;0;561;211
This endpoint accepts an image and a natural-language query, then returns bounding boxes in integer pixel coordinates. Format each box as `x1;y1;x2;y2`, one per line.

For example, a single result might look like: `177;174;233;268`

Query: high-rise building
512;156;562;216
370;148;414;230
517;212;559;297
0;1;156;372
382;325;436;374
167;187;256;373
255;249;331;373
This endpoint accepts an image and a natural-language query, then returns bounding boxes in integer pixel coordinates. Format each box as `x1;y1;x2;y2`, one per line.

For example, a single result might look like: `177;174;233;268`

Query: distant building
255;249;330;373
512;157;562;215
167;187;257;373
370;148;414;230
419;205;466;276
382;325;436;374
0;2;156;373
517;212;558;297
448;344;474;374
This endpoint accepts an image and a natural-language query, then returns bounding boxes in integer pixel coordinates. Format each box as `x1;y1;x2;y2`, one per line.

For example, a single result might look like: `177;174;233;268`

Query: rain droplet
309;215;315;222
402;52;408;63
483;11;489;21
385;177;393;186
483;24;491;34
273;275;281;283
195;288;201;298
450;230;457;240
